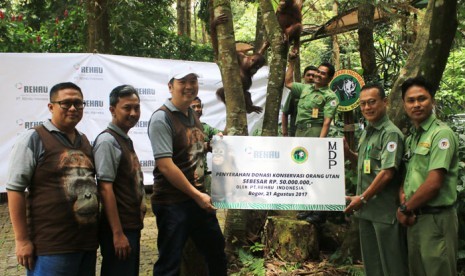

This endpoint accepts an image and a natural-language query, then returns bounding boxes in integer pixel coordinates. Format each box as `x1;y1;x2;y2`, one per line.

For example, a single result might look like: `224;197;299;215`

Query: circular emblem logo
330;70;365;112
291;147;308;164
387;141;397;152
438;138;450;150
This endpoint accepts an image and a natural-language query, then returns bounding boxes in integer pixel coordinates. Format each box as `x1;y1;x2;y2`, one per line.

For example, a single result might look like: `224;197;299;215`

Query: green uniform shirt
403;114;458;206
355;115;404;224
290;83;339;126
202;122;220;143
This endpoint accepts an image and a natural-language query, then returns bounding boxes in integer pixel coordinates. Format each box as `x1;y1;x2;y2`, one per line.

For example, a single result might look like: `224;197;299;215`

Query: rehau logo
135;88;156;96
80;66;103;74
84;100;104;108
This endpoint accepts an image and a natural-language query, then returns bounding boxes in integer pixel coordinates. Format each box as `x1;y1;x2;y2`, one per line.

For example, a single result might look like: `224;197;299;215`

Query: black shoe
296;211;312;220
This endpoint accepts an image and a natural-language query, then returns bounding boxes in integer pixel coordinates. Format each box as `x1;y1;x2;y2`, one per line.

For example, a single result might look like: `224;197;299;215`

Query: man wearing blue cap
148;63;227;275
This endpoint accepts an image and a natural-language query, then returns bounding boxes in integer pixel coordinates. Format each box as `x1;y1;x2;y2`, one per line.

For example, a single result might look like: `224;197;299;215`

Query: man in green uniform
281;65;318;137
397;76;458;276
344;84;408;276
284;58;339;223
190;96;221;194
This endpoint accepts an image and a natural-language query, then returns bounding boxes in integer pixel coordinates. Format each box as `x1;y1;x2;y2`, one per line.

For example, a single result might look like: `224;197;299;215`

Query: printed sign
211;136;345;211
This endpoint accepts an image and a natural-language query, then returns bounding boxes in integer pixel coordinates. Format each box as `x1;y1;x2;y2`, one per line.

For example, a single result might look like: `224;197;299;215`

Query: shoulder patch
438;138;450;150
386;141;397;152
330;100;337;107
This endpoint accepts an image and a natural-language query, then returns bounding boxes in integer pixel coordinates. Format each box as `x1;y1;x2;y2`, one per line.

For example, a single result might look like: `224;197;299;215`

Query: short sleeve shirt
290;83;339;125
355;115;404;224
403;114;458;206
93;123;128;182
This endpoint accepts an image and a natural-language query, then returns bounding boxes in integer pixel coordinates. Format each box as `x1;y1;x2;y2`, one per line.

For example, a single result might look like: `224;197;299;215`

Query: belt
296;122;323;129
414;205;453;215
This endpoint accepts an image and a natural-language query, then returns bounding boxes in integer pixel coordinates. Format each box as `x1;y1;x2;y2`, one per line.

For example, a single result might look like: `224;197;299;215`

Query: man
7;82;99;275
148;64;227;275
93;85;146;275
397;76;458;276
285;58;339;223
281;65;318;137
190;96;221;194
344;84;408;276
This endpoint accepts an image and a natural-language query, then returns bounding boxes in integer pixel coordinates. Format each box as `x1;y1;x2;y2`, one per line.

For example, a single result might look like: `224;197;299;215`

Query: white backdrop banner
0;53;270;192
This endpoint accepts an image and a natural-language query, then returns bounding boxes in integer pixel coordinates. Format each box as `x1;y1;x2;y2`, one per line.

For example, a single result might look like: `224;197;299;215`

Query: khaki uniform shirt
355;115;404;224
403;114;458;206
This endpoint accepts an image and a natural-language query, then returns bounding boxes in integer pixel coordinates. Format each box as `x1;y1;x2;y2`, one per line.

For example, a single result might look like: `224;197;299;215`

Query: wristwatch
399;203;413;216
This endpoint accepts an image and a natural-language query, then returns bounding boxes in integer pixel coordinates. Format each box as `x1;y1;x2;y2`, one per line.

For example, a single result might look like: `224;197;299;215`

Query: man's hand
396;208;416;227
15;239;34;270
113;232;131;260
344;195;363;213
194;193;217;213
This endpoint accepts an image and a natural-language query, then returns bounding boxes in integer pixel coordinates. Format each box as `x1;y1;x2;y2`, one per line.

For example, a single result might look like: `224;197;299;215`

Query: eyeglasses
359;99;377;107
51;100;86;110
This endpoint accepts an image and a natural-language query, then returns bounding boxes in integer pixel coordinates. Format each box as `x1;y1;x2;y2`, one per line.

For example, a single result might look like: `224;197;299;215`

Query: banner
0;53;269;192
211;136;346;211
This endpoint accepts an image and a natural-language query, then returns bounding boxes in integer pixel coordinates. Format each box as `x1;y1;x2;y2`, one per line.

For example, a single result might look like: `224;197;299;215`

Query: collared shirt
93;122;133;182
6;120;85;191
403;114;458;206
355;115;404;223
290;83;339;125
148;99;197;160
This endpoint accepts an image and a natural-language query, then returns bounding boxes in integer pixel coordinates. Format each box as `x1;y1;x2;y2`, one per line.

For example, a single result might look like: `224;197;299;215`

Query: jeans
27;251;96;276
99;228;141;276
152;199;227;276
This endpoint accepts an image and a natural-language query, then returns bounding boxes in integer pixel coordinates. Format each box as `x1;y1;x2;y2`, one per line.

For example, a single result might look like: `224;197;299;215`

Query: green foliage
436;47;465;115
249;242;265;253
0;0;213;61
230;248;266;276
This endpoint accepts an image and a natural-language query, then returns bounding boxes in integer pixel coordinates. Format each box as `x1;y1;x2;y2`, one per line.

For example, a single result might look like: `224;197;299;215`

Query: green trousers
359;218;408;276
407;208;458;276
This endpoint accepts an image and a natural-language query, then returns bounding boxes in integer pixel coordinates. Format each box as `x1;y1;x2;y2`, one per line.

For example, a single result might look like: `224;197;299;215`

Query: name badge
364;160;370;174
312;108;319;118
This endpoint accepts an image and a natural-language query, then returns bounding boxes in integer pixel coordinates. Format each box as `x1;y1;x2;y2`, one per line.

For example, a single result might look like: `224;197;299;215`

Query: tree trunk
332;1;340;69
212;0;250;262
254;7;266;53
177;0;191;37
388;0;458;130
86;0;111;53
259;0;288;137
358;1;377;83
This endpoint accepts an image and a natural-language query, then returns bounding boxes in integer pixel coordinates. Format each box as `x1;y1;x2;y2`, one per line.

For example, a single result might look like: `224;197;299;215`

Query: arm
396;170;444;226
284;58;297;89
319;117;332;138
402;169;444;211
99;181;131;260
344;168;395;213
7;190;34;270
156;157;216;212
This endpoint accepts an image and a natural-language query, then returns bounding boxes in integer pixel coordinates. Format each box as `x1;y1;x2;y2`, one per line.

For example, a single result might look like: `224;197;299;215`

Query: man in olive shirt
285;58;338;224
397;76;458;276
190;96;221;193
284;60;338;138
281;65;318;137
344;84;408;276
